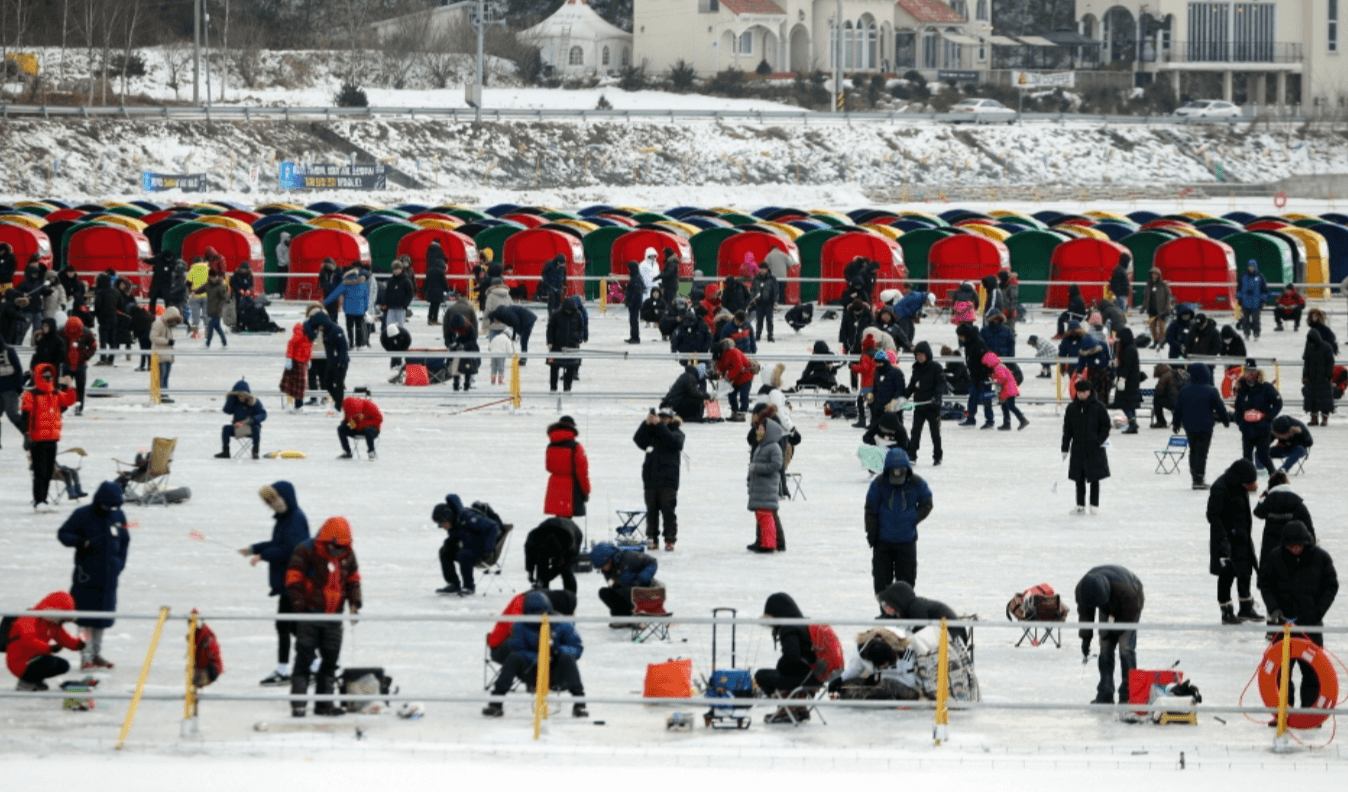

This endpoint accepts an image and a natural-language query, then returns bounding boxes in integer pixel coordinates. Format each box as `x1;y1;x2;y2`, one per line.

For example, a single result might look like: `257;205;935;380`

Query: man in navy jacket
241;481;311;686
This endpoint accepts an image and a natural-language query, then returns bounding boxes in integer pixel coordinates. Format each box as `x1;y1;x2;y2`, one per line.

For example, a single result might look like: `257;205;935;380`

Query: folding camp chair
48;448;88;505
1154;436;1188;474
475;523;513;596
1274;447;1309;476
483;642;526;693
772;673;838;726
113;438;177;506
232;425;256;458
629;586;671;643
784;472;806;501
614;509;647;548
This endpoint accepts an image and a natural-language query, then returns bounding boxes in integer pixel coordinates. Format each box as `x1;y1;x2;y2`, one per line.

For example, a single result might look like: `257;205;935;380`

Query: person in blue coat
215;379;267;459
893;290;932;344
589;542;658;617
240;481;311;686
56;481;129;671
1232;364;1282;475
323;267;371;348
432;494;501;596
1236;260;1270;341
482;591;586;718
1173;363;1232;489
864;448;934;592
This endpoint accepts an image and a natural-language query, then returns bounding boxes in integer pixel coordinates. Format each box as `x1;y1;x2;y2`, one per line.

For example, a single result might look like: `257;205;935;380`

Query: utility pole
204;1;213;108
467;0;505;123
193;0;200;104
833;0;843;113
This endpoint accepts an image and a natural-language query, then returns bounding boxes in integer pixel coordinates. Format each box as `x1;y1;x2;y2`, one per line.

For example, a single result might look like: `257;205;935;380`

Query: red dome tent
66;225;152;290
182;226;264;290
715;230;802;304
285;229;371;300
926;234;1009;300
818;232;906;305
395;228;478;297
0;224;53;284
1152;237;1237;310
609;229;693;286
503;228;587;299
1046;238;1130;308
502;213;547;229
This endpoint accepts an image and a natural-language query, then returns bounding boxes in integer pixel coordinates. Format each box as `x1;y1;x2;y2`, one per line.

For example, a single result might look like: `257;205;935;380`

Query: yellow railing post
117;606;170;750
1054;360;1063;405
510;353;522;409
1274;360;1281;392
976;284;986;316
149;352;161;405
533;613;551;740
599;278;608;314
182;612;198;736
934;617;950;745
1275;621;1292;747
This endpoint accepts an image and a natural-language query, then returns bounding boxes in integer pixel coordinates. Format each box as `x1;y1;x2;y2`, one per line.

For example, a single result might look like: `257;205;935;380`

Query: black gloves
865;528;876;549
1080;636;1091;660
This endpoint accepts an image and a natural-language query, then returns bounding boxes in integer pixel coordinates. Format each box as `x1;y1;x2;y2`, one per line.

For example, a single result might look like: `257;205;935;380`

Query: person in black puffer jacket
1253;471;1315;571
755;592;818;719
877;581;966;645
1207;458;1261;624
955;323;993;428
1186;313;1222;357
523;517;582;593
1075;565;1144;705
661;364;706;423
623;261;643;344
424;241;448;325
444;313;479;391
904;341;946;465
633;407;685;550
1233;366;1282;475
1111;327;1143;433
839;299;873;355
1258;520;1338;710
1301;328;1335;425
381;258;415;331
546;296;585;392
719;274;750;316
671;311;711;362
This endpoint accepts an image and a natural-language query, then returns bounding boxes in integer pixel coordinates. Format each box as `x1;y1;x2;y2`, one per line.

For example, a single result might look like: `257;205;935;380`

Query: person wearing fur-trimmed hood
241;481;310;687
215;379;266;459
285;516;361;717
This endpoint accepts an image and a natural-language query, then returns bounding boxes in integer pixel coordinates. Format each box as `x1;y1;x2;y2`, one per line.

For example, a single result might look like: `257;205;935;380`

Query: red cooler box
1129;669;1184;716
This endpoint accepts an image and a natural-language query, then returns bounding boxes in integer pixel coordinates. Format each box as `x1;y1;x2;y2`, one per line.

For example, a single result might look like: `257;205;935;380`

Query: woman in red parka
281;320;314;409
61;316;97;415
7;590;84;690
544;416;591;518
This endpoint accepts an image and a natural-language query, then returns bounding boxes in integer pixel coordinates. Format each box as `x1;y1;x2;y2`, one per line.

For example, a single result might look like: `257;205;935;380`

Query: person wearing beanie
1027;334;1057;378
1062;378;1110;514
720;307;756;354
1207;458;1262;624
634;406;685;551
216;379;267;459
482;590;587;719
544;415;590;518
285;516;361;717
1075;565;1144;705
1257;520;1337;716
431;494;501;597
380;257;415;331
240;482;310;686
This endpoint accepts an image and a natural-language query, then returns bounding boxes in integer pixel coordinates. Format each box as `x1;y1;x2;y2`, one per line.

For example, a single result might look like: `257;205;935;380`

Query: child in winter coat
21;362;78;510
61;316;97;414
1027;334;1057;378
285;517;361;717
281;317;315;410
949;282;978;325
216;379;266;459
984;352;1028;431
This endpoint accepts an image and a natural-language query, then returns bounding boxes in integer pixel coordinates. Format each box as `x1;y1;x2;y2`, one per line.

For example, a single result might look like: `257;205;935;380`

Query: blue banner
279;161;386;190
141;172;208;192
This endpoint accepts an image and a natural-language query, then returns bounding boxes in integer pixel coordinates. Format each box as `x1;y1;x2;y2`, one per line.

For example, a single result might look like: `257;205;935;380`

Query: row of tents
3;199;1346;311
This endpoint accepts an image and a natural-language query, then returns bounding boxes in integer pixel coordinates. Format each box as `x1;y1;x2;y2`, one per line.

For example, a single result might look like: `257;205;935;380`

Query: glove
866;529;876;549
285;359;294;371
1062;452;1069;461
1219;557;1232;569
1081;636;1091;659
1172;425;1180;435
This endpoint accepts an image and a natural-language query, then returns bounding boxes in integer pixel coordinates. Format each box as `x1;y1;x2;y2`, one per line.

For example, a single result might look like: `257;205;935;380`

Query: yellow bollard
1054;361;1063;404
599;278;608;315
533;613;552;739
976;284;986;317
149;352;161;405
1274;360;1281;392
117;606;170;750
934;617;950;745
510;353;522;409
184;612;198;720
1275;621;1292;739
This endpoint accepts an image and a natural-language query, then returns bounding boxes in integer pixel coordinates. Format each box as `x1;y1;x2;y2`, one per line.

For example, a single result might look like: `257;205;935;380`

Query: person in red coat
21;363;78;511
337;396;382;460
544;416;590;518
714;338;756;421
7;590;84;691
1274;285;1305;332
60;316;97;415
280;320;314;409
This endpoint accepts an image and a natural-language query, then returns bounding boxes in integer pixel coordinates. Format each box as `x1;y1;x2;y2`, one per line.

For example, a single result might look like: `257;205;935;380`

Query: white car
947;98;1017;122
1173;100;1243;119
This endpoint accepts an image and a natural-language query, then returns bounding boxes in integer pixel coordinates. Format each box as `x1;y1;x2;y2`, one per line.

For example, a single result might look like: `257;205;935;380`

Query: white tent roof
522;0;631;40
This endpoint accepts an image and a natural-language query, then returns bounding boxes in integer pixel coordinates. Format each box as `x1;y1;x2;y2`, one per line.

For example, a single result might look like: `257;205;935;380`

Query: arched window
976;0;987;21
844;21;854;67
867;22;878;68
739;30;753;55
922;29;938;68
602;46;610;66
568;46;584;66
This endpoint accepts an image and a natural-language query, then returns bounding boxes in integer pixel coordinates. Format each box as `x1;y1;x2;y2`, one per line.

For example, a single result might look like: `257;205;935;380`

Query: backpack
823;400;858;420
470;501;503;530
807;624;845;683
1005;583;1068;623
339;666;396;713
0;615;16;651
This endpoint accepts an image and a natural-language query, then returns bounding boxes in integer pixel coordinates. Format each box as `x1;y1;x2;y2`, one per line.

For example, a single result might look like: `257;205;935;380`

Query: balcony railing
1163;41;1304;64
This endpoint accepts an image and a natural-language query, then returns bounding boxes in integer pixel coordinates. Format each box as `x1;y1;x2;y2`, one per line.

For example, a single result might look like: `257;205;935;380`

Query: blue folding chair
1154;436;1188;474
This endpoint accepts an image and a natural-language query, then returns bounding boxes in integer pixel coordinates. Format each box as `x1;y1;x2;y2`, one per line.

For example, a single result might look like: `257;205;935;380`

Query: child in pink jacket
950;282;978;324
984;351;1028;431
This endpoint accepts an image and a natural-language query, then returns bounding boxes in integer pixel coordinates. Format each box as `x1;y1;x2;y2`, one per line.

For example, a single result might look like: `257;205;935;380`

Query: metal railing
1162;41;1304;64
0;103;1321;126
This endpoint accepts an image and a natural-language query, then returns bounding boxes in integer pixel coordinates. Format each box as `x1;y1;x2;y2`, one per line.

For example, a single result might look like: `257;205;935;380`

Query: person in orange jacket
285;517;361;717
6;591;84;691
337;396;382;460
21;362;78;511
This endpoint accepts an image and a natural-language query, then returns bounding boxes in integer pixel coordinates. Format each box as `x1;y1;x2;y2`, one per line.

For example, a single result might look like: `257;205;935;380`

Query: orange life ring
1257;636;1339;729
1274;192;1289;209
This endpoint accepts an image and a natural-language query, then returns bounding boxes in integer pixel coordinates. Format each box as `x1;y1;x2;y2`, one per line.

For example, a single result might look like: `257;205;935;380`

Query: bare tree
230;20;267;90
421;21;472;89
119;0;140;100
162;36;190;100
379;10;429;88
220;0;228;101
61;0;70;80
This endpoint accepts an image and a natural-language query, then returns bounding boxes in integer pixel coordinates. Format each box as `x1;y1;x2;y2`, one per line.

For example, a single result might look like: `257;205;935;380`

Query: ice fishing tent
1308;223;1348;288
610;229;693;292
1004;229;1069;304
262;223;317;295
1279;227;1330;297
895;228;961;286
286;229;371;300
689;228;742;277
926;234;1009;300
181;226;263;288
40;220;79;270
66;225;151;289
473;225;524;266
1152;237;1237;310
1091;223;1136;241
716;231;801;304
503;228;587;299
577;227;627;299
1118;230;1181;286
366;222;420;272
0;224;52;284
818;232;905;305
1223;232;1295;287
1046;238;1130;308
794;228;845;304
160;221;217;257
396;228;478;297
